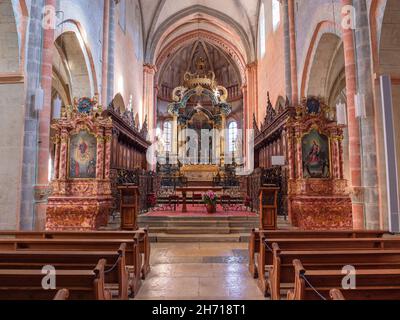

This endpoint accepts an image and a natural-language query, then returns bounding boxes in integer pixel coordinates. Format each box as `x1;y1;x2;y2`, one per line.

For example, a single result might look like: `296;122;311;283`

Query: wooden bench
288;260;400;300
0;230;151;279
257;237;400;295
329;288;345;300
0;244;129;299
0;259;111;300
0;238;142;297
248;229;388;278
268;247;400;300
54;289;69;300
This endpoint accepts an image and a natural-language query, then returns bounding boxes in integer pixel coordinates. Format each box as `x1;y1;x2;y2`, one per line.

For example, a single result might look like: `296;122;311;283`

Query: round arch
300;21;342;98
55;20;98;97
146;5;254;64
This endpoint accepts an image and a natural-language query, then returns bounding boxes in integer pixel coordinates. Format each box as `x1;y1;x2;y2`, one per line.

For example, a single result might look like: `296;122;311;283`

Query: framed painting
69;130;97;179
302;129;330;179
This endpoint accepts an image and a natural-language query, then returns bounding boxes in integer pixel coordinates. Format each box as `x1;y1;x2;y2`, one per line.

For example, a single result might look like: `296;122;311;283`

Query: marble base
289;196;353;230
46;197;113;231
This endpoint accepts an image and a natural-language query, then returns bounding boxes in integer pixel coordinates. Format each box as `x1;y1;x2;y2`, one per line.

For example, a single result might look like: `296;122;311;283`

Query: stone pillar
282;0;292;103
107;0;116;103
20;0;45;230
246;62;258;126
242;84;248;159
143;64;157;140
34;0;56;230
341;0;364;229
354;0;380;229
101;0;110;106
288;0;299;105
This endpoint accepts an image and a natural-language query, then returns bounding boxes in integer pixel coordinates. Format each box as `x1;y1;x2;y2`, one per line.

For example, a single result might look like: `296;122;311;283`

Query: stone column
143;64;157;140
282;0;292;103
341;0;364;229
20;0;45;230
107;0;117;103
101;0;110;106
246;62;258;126
354;0;380;229
242;85;248;158
34;0;56;230
288;0;299;105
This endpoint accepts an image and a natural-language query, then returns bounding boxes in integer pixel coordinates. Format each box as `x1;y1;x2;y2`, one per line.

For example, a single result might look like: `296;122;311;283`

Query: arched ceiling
139;0;260;64
158;39;241;89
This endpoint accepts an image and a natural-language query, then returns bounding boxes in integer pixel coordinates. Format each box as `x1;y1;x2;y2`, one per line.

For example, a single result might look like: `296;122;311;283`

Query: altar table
175;187;223;213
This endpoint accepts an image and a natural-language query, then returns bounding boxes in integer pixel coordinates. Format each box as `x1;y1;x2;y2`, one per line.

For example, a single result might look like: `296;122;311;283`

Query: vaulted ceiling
138;0;260;64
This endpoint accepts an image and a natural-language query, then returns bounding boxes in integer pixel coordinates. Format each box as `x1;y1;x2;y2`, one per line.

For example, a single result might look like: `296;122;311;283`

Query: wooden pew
269;246;400;300
248;229;388;278
288;260;400;300
257;237;400;295
0;238;141;297
330;289;345;300
0;230;151;280
0;244;129;300
0;259;111;300
54;289;69;300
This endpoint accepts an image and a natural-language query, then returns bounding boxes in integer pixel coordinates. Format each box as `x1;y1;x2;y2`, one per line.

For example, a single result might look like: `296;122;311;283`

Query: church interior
0;0;400;301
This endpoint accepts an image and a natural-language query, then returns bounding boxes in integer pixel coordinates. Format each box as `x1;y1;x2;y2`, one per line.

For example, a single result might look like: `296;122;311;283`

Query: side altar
46;96;151;231
253;96;353;230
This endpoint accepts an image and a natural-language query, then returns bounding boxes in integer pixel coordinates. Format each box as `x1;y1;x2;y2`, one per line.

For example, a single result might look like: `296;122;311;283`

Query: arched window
272;0;281;31
163;121;172;153
259;3;266;58
228;121;239;153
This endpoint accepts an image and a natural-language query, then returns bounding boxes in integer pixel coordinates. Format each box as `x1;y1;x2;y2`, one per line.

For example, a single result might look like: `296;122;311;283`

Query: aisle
135;243;264;300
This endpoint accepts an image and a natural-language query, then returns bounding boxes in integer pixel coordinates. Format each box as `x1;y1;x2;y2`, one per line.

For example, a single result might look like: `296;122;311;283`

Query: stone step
150;233;251;243
139;220;258;228
146;226;255;235
138;215;259;222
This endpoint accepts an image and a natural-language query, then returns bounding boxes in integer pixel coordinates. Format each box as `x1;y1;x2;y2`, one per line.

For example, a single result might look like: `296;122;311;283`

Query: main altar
158;58;234;186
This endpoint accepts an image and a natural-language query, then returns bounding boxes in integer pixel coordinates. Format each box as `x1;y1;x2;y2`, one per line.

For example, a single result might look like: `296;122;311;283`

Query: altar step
148;233;251;243
138;215;259;243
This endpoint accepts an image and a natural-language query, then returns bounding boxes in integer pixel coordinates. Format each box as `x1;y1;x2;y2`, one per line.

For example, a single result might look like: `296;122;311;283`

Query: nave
1;0;400;303
135;243;263;300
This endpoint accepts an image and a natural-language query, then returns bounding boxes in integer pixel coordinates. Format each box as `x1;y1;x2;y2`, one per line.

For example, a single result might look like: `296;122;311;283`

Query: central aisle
135;243;264;300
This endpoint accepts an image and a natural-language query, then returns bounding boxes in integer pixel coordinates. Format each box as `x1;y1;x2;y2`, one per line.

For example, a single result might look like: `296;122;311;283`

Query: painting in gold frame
69;130;97;179
302;129;330;179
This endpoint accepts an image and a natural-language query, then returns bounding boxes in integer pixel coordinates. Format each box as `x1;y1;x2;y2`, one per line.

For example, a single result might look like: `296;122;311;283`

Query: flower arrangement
203;191;218;206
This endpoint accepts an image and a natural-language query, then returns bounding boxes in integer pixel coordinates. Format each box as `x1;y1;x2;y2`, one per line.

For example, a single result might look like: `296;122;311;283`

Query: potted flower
203;191;218;214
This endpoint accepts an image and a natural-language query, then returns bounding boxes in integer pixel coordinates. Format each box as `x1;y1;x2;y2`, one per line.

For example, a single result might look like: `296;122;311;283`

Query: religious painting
302;129;330;179
69;130;97;179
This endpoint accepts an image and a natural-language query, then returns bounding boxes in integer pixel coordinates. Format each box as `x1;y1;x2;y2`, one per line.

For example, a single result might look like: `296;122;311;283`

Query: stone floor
135;243;264;300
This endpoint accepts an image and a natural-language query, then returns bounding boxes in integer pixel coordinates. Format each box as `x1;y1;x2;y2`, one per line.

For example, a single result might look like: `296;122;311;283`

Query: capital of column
246;61;258;71
143;63;158;75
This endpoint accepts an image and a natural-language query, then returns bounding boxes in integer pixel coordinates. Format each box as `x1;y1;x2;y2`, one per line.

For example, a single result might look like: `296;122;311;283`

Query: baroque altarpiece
254;97;353;230
46;96;150;230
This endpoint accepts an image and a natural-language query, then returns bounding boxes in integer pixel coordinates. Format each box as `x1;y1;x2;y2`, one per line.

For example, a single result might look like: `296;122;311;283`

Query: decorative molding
0;73;24;84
